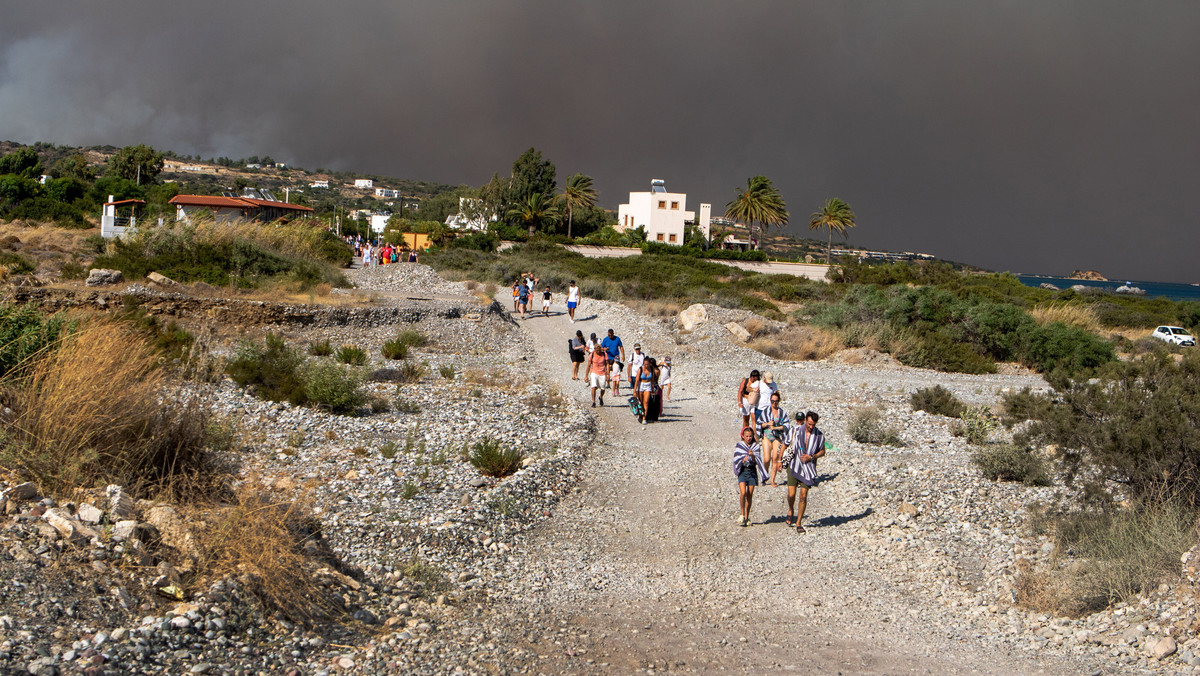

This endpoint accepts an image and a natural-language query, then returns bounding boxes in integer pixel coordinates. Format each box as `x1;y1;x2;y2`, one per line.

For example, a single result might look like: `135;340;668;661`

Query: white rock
76;503;104;524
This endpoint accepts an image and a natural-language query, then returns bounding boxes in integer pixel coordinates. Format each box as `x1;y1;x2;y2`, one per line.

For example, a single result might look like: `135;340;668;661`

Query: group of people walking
512;275;582;322
732;369;829;533
569;328;671;424
356;239;418;269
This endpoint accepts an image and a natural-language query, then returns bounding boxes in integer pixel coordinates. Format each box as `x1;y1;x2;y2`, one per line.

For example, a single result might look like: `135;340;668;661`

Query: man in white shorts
541;285;552;316
566;281;581;322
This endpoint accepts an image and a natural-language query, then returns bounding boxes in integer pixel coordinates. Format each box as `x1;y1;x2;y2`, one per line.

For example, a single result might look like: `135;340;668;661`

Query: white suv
1151;325;1196;347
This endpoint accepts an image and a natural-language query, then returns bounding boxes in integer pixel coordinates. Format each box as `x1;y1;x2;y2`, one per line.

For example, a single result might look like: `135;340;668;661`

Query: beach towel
733;441;769;484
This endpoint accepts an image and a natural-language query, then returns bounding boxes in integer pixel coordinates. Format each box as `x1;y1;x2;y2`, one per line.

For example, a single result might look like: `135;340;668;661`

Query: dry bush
1031;302;1100;332
748;326;843;361
1013;559;1096;616
197;486;343;624
0;322;219;498
632;300;682;318
465;368;506;387
743;316;769;338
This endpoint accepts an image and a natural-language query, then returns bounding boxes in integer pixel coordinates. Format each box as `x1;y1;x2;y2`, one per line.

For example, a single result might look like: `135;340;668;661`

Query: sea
1016;275;1200;303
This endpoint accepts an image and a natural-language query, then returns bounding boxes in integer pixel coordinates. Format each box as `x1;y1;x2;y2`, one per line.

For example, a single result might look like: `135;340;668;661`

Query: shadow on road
808;507;873;529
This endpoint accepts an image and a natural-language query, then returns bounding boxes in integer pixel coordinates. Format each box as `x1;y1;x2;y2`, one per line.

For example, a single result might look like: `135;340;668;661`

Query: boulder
111;520;140;540
0;482;38;504
678;304;708;332
146;271;179;288
724;322;751;343
1150;636;1177;660
76;502;104;524
1182;544;1200;585
86;268;123;286
1039;283;1060;291
106;485;136;520
43;508;97;543
144;504;199;560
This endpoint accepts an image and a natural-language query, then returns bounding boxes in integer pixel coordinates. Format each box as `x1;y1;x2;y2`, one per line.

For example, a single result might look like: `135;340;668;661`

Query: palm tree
506;192;561;239
559;173;597;240
809;198;856;264
724;176;788;249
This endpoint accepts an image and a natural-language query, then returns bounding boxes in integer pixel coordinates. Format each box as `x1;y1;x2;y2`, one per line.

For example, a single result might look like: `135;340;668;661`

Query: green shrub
848;406;903;445
971;444;1050;485
0;251;36;275
1019;321;1114;379
0;304;72;378
910;385;965;418
1012;350;1200;506
397;360;427;384
381;338;409;360
335;344;367;366
468;437;525;477
438;364;455;379
1048;501;1197;607
401;481;420;499
396;329;428;348
300;361;366;414
379;441;399;459
961;405;998;444
226;333;307;406
897;331;996;374
60;260;87;280
393;397;421;414
307;339;332;357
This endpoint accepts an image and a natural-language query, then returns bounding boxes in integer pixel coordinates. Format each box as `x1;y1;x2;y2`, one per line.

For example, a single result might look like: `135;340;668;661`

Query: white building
375;187;399;198
444;197;496;231
354;179;373;189
617;179;694;245
310;180;329;189
369;213;390;234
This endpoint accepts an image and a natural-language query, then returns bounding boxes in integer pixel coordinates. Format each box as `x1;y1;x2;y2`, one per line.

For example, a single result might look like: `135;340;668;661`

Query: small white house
444;197;496;231
354;179;373;189
369;213;390;234
100;196;145;238
375;187;399;198
617;179;693;245
310;180;329;189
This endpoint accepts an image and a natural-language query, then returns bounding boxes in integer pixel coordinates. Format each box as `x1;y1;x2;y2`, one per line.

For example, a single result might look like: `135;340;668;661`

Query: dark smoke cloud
2;1;1198;282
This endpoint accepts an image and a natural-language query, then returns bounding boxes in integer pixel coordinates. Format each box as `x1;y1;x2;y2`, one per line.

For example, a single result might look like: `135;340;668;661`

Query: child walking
733;427;768;527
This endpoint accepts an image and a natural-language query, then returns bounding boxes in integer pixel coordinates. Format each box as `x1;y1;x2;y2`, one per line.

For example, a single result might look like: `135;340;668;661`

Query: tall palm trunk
827;228;833;264
567;206;573;239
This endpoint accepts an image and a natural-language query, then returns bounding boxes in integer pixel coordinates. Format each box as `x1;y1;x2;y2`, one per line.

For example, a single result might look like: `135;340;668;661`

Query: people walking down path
569;330;586;380
587;346;609;407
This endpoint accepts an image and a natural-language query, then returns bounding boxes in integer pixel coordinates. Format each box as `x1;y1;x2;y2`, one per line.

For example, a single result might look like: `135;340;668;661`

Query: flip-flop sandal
795;525;806;534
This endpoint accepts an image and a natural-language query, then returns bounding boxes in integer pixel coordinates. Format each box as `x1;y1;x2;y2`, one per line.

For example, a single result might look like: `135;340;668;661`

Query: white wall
618;190;686;244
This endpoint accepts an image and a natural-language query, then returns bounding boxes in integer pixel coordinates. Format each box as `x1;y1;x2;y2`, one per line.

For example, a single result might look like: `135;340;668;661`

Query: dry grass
631;300;683;318
743;316;768;338
748;326;844;361
1031;302;1101;332
0;321;219;498
465;367;506;387
0;222;94;257
197;485;343;624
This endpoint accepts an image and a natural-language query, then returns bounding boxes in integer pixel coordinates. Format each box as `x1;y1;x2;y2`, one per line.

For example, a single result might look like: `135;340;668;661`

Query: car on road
1151;325;1195;347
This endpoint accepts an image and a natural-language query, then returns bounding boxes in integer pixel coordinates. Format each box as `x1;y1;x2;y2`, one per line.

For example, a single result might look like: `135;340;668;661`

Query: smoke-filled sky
3;2;1199;282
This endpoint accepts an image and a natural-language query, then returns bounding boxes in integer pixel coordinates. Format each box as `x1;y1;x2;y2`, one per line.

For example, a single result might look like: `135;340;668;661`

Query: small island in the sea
1069;270;1108;281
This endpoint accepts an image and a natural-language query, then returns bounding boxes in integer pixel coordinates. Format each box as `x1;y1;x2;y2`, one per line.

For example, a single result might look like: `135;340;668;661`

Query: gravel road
476;289;1114;674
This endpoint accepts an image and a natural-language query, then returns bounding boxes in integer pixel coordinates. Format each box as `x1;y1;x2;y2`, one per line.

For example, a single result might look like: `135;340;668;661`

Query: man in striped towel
783;411;826;533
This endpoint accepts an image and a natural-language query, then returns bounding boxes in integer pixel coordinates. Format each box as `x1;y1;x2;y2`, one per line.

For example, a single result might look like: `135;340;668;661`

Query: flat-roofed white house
354;179;373;189
310;180;329;189
375;187;399;198
617;179;694;245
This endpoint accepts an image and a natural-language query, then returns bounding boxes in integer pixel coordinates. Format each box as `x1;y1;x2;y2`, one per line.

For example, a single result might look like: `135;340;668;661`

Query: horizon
2;2;1198;283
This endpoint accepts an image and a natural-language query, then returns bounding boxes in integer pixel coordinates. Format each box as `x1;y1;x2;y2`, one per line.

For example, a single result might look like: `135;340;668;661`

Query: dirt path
493;301;1090;674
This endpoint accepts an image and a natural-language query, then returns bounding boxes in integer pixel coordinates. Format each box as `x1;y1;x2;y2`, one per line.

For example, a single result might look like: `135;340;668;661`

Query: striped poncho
732;441;770;484
784;425;825;487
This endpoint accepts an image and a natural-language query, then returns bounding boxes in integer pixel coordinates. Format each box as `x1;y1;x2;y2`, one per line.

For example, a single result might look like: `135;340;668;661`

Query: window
656;233;665;241
670;201;679;210
668;234;677;242
658;200;666;209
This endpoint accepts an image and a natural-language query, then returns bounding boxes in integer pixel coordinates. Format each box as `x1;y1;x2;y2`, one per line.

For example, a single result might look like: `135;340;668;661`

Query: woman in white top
659;356;673;401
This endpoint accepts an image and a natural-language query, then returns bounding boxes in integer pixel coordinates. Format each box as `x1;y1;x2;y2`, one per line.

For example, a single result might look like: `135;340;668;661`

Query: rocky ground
0;261;1197;674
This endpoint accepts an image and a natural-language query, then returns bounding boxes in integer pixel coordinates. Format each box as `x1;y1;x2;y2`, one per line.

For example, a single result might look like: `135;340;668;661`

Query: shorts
567;301;577;309
638;382;652;393
737;463;759;486
542;301;551;309
741;404;755;417
588;372;607;389
787;472;814;488
570;350;585;363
